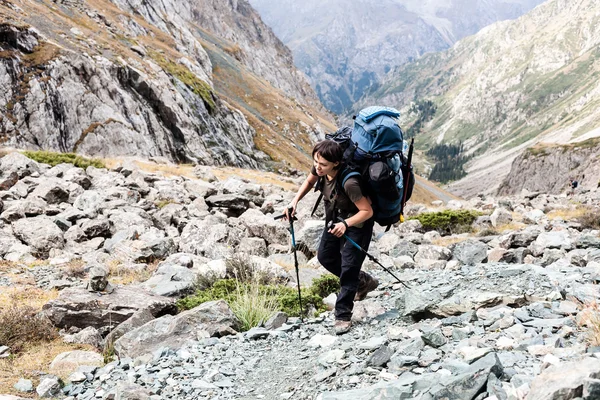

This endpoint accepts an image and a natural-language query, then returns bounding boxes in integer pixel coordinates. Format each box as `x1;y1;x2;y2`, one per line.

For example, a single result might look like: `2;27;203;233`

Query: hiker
569;177;578;196
284;139;379;335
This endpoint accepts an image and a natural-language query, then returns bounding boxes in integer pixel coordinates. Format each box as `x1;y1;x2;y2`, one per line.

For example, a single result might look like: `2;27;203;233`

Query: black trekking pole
401;138;415;215
274;209;304;322
328;220;410;289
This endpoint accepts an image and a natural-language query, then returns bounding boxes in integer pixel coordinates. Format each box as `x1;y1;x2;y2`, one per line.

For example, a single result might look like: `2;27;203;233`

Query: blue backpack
313;106;415;228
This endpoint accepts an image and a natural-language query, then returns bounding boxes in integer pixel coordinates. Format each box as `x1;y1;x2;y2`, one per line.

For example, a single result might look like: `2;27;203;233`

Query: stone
13;379;33;393
307;334;338;349
490;208;512;227
113;300;240;358
526;357;600;399
36;376;62;398
11;215;65;257
42;287;176;330
264;311;288;330
49;351;104;375
367;345;394;368
452;240;488;265
62;327;103;348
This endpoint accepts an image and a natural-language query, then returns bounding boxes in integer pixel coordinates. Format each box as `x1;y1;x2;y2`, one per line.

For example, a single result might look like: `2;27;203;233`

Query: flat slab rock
42;286;177;330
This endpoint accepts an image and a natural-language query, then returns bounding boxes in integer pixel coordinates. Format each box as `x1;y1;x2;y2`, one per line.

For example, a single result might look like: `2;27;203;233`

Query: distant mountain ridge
249;0;545;113
363;0;600;198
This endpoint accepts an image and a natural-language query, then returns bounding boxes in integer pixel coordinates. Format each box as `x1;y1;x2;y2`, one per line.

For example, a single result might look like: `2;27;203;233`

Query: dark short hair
312;140;343;163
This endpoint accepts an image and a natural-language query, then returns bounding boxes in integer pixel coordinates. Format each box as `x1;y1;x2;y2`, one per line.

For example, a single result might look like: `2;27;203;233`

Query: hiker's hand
284;203;297;221
328;222;347;238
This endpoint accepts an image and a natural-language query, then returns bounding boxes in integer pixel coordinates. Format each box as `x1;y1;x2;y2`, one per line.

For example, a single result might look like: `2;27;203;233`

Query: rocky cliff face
0;0;334;169
365;0;600;198
249;0;544;113
497;138;600;195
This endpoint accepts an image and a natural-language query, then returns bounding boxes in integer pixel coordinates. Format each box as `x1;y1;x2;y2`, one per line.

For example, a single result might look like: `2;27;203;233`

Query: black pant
317;219;374;321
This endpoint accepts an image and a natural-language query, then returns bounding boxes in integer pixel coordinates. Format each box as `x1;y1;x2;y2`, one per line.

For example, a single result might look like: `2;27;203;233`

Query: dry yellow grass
546;207;589;221
0;287;59;311
494;221;528;233
0;340;97;397
212;166;299;191
107;260;159;285
431;236;470;247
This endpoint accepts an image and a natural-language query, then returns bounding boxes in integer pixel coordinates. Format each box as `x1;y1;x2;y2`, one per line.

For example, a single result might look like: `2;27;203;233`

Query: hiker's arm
328;196;373;237
286;173;318;218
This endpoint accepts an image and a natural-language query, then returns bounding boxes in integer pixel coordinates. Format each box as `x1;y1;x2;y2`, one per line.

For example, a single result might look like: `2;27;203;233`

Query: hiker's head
312;140;342;176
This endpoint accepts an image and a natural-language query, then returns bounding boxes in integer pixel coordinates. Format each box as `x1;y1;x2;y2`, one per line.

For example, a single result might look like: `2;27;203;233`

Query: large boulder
239;208;289;246
0;152;41;178
12;216;64;258
42;287;176;330
526;357;600;400
114;300;240;358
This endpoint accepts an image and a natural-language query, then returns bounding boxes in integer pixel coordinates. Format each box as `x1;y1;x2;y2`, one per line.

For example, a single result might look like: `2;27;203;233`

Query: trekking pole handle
274;207;297;221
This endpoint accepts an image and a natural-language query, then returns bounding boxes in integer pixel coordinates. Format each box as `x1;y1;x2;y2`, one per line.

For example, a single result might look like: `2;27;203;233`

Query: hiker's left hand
328;222;347;238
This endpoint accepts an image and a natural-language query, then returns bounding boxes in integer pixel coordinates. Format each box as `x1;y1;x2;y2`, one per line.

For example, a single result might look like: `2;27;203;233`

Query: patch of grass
178;273;337;323
0;287;59;311
0;304;58;354
431;236;470;247
61;259;86;279
107;260;159;285
546;207;589;221
149;50;216;112
156;199;177;209
22;150;105;169
21;42;61;67
0;339;95;396
410;209;484;235
577;206;600;230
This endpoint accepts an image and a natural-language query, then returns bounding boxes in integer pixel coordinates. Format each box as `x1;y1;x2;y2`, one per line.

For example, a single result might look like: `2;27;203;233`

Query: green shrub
177;273;339;324
411;209;484;235
310;274;340;298
22;150;105;169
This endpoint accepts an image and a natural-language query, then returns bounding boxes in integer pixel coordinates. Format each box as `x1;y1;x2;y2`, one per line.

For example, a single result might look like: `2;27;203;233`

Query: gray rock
264;311;288;330
11;215;65;257
36;376;62;398
42;286;176;330
527;357;600;400
205;194;250;217
452;240;488;265
421;327;448;348
114;300;240;358
0;153;40;178
367;345;394;368
13;378;33;393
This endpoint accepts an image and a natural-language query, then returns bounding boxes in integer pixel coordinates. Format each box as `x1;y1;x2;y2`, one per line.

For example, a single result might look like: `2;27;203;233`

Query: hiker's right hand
284;203;297;221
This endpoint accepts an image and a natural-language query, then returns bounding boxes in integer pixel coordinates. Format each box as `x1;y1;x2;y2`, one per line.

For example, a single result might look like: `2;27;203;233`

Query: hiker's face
313;153;339;176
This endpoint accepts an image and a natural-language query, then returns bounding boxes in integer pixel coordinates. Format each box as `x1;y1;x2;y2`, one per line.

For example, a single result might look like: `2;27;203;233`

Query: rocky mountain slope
2;152;600;399
0;0;335;171
497;137;600;196
249;0;545;113
364;0;600;198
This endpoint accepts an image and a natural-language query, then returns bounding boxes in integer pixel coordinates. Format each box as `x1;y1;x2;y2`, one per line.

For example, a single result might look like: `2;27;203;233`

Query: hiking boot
334;320;352;335
354;272;379;301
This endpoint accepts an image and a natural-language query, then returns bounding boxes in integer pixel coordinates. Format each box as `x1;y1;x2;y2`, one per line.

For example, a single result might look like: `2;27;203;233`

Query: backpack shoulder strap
310;176;325;217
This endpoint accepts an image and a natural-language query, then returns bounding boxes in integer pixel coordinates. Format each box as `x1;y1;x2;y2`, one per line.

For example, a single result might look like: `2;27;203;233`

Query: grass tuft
0;304;58;354
22;150;105;169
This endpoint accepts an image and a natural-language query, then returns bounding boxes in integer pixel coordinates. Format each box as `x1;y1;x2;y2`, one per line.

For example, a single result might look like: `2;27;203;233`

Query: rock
49;351;104;375
264;312;288;330
367;345;394;367
490;208;513;227
452;239;488;265
0;153;40;178
13;379;33;393
114;382;153;399
421;327;447;348
239;208;290;246
11;216;64;257
42;287;176;330
205;194;250;217
238;237;268;256
296;220;324;254
113;300;240;358
583;378;600;399
62;327;103;348
87;266;110;292
526;357;600;400
36;376;62;398
307;334;338;349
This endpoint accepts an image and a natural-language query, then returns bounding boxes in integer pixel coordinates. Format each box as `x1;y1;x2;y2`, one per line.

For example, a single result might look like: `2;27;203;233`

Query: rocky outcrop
497;139;600;196
0;0;330;169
